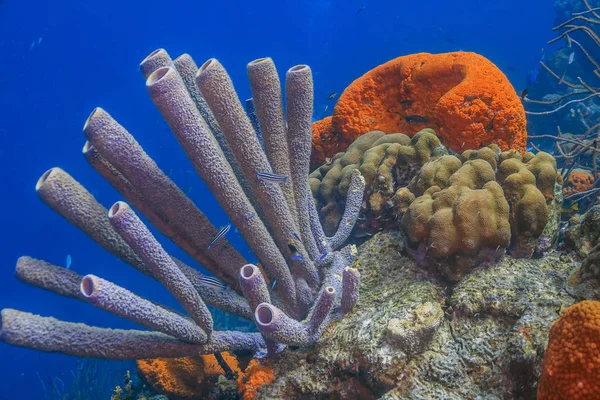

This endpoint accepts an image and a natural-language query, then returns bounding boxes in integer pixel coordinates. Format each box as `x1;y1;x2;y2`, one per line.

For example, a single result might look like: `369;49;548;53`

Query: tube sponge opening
80;275;95;298
240;264;257;279
35;168;55;191
108;201;126;218
146;66;171;86
248;57;270;66
255;304;274;326
141;48;166;64
83;107;102;131
198;58;217;74
289;65;309;73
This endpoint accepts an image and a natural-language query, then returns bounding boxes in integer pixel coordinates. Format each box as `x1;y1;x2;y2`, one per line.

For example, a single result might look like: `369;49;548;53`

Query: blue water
0;0;554;398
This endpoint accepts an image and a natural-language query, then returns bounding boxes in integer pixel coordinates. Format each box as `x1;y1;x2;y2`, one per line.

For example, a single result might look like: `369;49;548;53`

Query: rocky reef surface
256;232;577;399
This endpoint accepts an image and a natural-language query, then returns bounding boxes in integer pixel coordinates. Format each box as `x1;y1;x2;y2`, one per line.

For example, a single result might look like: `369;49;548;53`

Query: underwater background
0;0;565;398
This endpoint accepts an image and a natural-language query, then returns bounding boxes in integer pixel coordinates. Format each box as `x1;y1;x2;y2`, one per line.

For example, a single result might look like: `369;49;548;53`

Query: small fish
404;115;430;124
357;5;366;13
292;232;301;241
288;243;298;254
185;170;195;175
246;212;256;220
565;34;572;48
318;252;328;261
270;280;277;290
167;168;173;177
38;37;42;45
184;186;193;194
292;254;303;261
29;41;35;51
257;171;288;183
324;105;329;112
199;276;228;289
568;52;575;64
65;254;72;269
327;92;337;100
325;157;333;165
520;88;529;100
400;100;413;107
208;223;231;250
558;70;567;85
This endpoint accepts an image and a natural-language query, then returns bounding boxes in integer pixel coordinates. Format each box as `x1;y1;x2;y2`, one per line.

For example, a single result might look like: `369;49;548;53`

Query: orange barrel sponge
329;52;526;154
538;300;600;400
311;116;336;169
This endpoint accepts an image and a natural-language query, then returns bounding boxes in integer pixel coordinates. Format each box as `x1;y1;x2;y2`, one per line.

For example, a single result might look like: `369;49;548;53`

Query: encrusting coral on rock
0;51;363;367
254;231;576;399
311;51;527;166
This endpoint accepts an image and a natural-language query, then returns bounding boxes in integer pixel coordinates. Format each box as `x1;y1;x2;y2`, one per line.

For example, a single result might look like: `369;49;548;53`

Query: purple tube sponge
81;274;208;344
254;286;335;346
0;309;264;360
108;201;213;337
15;256;86;302
341;267;360;316
239;264;271;309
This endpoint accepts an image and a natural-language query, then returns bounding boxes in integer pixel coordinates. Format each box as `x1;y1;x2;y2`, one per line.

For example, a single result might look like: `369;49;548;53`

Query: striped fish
318;252;329;261
208;223;231;250
200;276;228;289
256;171;288;183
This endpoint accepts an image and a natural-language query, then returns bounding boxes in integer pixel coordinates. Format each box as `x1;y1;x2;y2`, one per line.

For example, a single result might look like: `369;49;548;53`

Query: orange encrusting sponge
312;52;526;168
537;300;600;400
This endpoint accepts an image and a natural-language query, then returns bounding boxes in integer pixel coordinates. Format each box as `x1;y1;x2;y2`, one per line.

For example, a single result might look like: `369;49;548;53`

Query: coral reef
0;53;363;360
136;353;241;399
565;205;600;300
537;300;600;400
256;231;576;399
312;51;526;165
563;170;595;198
237;359;275;400
525;0;600;215
311;129;562;280
564;204;600;257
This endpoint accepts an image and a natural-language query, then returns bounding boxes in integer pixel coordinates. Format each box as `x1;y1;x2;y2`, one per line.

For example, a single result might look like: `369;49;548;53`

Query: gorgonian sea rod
0;50;364;359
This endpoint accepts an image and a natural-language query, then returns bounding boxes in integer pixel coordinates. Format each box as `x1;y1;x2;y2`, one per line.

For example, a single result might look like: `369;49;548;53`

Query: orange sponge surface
328;52;526;155
538;300;600;400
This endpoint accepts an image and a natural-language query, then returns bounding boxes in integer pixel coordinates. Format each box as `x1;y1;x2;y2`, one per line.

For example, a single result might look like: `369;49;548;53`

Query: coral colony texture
0;51;363;363
5;47;600;399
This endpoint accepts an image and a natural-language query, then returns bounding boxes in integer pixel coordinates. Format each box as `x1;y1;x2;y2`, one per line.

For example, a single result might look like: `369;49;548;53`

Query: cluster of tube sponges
310;129;562;280
0;50;364;359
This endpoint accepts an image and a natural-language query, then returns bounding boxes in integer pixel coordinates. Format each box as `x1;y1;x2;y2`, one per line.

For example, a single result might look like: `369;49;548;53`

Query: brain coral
310;129;562;281
538;300;600;400
312;52;526;166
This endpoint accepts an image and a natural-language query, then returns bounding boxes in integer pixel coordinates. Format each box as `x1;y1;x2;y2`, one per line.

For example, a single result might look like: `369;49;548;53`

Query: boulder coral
311;52;526;166
538;300;600;400
310;129;562;280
